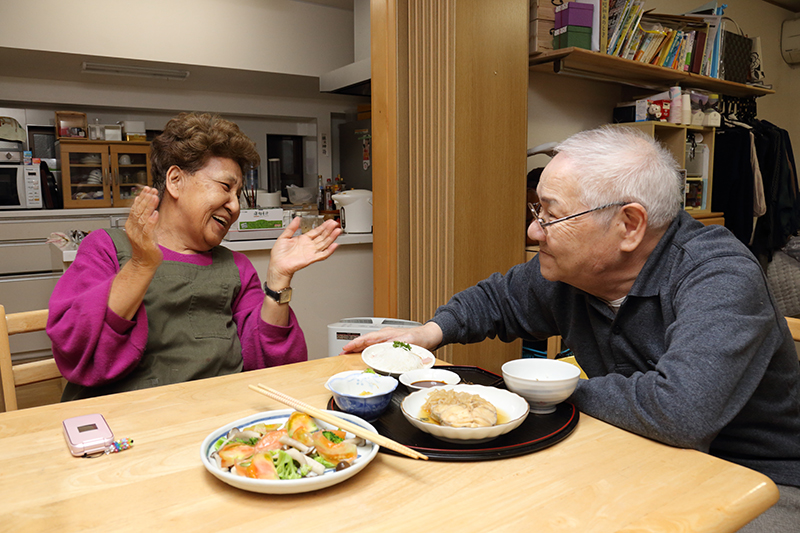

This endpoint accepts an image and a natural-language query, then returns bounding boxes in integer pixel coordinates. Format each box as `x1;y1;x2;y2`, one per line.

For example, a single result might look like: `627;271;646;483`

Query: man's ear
163;165;183;200
618;203;648;253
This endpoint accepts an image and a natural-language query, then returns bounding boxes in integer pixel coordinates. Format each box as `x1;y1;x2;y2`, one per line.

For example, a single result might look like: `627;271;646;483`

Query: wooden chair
0;305;62;412
785;316;800;342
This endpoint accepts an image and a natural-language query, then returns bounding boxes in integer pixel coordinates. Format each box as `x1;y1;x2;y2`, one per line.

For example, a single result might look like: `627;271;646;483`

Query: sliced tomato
312;430;357;464
245;452;278;480
254;429;288;452
286;412;319;447
217;443;255;469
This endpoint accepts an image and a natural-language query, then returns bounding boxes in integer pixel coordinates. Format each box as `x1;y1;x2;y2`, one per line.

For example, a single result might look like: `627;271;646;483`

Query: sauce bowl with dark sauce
399;369;461;391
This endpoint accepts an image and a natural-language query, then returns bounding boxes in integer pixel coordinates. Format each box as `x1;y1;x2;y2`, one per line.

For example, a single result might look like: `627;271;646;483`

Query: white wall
0;0;355;76
242;244;374;360
528;0;800;171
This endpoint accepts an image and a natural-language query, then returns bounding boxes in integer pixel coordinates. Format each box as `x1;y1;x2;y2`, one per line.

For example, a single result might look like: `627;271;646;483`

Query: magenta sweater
47;230;307;387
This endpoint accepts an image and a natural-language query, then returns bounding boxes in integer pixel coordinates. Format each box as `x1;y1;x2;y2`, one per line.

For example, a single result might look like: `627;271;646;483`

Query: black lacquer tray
328;365;579;461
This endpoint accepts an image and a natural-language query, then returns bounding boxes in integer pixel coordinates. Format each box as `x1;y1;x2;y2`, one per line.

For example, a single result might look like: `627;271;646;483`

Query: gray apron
62;229;243;401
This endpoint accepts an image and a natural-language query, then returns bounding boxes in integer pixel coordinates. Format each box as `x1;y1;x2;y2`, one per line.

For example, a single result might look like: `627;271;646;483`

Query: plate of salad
200;408;379;494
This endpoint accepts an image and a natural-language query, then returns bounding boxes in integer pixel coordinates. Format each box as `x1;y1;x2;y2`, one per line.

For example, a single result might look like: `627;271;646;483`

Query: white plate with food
362;341;435;377
401;385;529;443
200;408;379;494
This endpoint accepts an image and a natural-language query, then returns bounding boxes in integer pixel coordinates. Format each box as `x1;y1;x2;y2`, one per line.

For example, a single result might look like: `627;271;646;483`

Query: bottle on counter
324;178;334;211
318;174;325;211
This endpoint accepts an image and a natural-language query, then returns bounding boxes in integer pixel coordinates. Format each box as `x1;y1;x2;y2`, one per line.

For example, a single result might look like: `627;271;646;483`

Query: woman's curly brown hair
150;112;260;197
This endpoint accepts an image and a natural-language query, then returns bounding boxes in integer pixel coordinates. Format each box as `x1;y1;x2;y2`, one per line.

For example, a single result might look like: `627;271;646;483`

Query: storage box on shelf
57;140;151;208
54;111;87;140
529;0;555;55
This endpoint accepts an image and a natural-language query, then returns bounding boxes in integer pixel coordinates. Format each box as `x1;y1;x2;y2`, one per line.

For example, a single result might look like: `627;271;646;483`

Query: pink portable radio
62;414;115;456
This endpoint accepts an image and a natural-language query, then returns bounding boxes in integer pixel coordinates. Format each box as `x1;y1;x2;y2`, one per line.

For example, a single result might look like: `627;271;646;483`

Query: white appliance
0;164;42;210
782;18;800;64
332;189;372;234
327;317;423;357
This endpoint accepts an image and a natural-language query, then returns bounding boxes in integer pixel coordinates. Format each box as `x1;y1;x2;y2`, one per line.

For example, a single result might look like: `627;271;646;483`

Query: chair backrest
785;316;800;342
0;305;61;412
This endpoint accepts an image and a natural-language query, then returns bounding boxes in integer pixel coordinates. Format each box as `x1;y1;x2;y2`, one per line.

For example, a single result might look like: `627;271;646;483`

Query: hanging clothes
712;126;756;245
750;121;800;264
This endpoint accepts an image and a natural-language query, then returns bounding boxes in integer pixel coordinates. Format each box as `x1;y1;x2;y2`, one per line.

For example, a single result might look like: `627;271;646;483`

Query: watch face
278;288;292;304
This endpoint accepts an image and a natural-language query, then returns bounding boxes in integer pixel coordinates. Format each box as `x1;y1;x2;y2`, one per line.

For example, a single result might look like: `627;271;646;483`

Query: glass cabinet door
61;146;112;208
111;144;151;207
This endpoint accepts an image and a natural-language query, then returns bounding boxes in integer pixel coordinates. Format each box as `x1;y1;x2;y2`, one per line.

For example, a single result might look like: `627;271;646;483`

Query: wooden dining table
0;354;778;532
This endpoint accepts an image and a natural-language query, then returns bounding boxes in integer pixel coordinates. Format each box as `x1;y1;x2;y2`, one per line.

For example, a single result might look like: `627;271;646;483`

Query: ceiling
0;47;358;103
763;0;800;12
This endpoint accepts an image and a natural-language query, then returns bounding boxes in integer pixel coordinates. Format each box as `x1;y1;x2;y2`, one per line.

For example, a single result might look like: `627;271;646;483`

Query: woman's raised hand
125;187;163;270
266;217;342;288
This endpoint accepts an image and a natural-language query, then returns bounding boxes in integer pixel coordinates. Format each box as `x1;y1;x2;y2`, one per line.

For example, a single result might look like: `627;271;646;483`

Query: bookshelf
529;47;775;98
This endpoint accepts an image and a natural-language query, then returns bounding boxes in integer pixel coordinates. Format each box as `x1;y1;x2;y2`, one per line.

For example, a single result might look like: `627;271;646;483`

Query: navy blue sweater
432;211;800;486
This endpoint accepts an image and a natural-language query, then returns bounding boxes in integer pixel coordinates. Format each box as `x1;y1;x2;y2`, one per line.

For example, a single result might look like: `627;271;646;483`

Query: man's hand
341;322;444;354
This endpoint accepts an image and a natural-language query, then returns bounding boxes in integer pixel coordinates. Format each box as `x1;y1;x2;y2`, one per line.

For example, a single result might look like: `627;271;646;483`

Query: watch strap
264;282;292;304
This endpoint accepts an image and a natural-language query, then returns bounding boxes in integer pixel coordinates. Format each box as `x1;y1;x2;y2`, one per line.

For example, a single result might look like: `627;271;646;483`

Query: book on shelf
618;1;646;58
690;30;707;73
599;0;610;54
612;0;644;56
682;31;696;71
607;0;634;54
636;13;711;74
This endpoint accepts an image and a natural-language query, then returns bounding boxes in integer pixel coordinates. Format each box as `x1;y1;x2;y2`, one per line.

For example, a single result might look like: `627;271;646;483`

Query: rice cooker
332;189;372;233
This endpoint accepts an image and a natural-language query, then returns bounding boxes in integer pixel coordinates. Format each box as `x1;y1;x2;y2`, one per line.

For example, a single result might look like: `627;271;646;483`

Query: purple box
554;2;594;29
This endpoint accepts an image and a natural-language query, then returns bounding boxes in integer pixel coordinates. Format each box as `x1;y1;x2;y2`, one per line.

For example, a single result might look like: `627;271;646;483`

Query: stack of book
599;1;725;78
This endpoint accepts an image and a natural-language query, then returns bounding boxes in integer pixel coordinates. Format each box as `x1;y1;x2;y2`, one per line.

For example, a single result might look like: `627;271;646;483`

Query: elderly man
344;126;800;531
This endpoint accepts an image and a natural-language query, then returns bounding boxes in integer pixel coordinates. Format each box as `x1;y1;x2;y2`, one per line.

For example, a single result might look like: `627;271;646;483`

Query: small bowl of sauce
399;368;461;391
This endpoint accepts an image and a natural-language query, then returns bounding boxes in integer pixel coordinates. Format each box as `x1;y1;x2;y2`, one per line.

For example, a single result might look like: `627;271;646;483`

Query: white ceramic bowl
399;368;461;391
501;358;581;414
324;370;398;421
400;384;529;443
361;342;435;377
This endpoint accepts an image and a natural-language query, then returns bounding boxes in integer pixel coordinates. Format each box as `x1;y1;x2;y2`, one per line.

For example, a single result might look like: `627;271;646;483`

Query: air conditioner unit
781;18;800;64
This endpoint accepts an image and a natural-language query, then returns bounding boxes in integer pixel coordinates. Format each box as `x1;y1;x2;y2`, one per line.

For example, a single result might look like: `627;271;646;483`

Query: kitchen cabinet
57;140;151;208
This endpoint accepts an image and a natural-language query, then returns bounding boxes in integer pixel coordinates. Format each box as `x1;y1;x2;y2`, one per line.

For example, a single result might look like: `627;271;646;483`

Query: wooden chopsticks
249;383;428;461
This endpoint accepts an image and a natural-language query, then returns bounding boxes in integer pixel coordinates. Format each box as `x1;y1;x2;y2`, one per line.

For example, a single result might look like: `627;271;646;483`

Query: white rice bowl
361;342;435;377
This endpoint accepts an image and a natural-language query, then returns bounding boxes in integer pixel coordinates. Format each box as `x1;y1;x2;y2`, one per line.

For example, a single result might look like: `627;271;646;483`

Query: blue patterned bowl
325;370;398;421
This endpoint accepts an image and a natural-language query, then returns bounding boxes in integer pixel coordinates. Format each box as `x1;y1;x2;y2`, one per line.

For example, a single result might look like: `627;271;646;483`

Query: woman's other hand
109;187;163;320
265;217;342;289
125;187;163;270
341;323;444;354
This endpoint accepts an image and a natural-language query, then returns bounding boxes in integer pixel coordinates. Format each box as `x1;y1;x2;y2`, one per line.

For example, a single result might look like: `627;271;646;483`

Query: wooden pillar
371;0;528;372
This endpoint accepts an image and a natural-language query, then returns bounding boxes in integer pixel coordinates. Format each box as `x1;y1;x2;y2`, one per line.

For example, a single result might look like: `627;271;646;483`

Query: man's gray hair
554;126;684;230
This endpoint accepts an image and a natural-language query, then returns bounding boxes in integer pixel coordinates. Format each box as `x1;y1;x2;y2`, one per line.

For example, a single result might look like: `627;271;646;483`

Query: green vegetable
363;368;377;374
273;450;303;480
393;341;412;351
313;455;336;469
323;430;344;444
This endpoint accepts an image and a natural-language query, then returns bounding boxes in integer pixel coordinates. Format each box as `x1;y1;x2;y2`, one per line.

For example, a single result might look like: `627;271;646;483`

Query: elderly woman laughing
48;112;341;400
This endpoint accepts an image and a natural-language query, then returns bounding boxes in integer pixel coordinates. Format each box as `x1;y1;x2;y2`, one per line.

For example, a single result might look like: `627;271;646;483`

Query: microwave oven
0;164;42;210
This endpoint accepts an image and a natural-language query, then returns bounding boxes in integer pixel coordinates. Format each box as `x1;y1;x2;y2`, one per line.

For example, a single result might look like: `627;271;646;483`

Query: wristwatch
264;283;292;304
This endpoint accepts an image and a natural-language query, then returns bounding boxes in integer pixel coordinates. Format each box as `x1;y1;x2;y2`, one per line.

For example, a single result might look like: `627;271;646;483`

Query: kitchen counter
52;232;373;262
0;207;130;220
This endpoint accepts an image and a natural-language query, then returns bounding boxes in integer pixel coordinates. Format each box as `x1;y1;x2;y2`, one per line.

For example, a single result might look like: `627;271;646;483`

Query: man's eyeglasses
528;202;628;236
